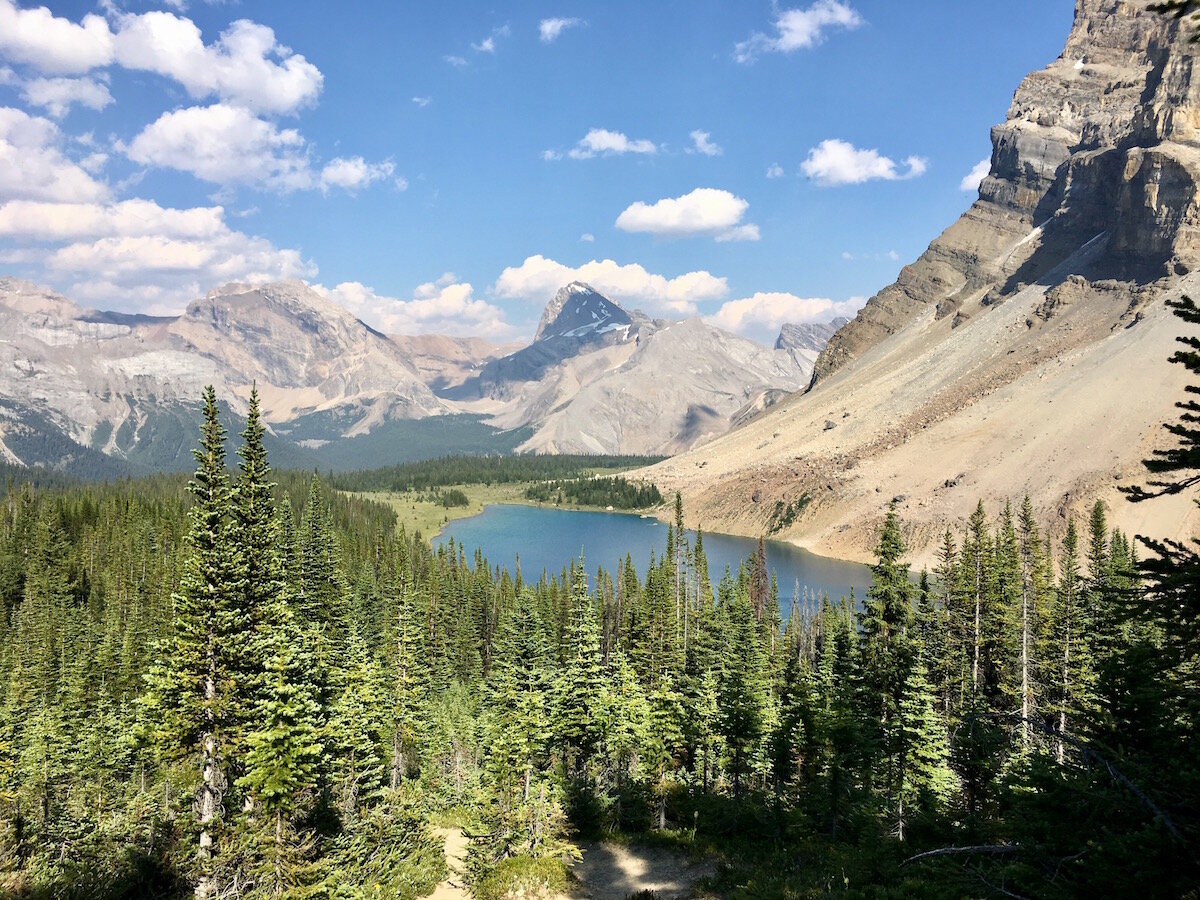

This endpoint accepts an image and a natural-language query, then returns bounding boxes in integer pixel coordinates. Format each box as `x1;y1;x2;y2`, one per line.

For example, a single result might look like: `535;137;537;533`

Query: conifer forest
1;292;1199;900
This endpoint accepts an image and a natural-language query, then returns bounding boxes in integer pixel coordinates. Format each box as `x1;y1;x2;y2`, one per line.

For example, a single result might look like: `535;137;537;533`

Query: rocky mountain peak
812;0;1200;385
775;318;850;353
534;282;631;342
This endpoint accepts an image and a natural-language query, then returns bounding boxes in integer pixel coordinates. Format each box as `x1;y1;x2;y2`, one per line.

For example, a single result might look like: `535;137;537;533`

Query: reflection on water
437;504;873;613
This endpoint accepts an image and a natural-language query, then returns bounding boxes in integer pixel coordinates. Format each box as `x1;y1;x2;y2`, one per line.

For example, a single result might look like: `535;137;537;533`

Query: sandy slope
645;270;1199;567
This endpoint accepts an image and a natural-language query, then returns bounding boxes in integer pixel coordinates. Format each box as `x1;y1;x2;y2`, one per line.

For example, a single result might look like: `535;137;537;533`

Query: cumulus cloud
615;187;759;242
444;55;468;66
494;254;728;317
0;197;224;240
539;17;584;42
567;128;657;159
0;0;113;74
0;193;314;312
111;14;323;115
766;163;784;178
960;157;990;192
0;106;109;203
20;75;112;118
708;291;865;338
124;103;311;191
412;95;432;108
735;1;863;63
580;232;594;242
800;139;926;186
688;129;722;157
321;276;516;338
319;156;395;194
0;2;322;114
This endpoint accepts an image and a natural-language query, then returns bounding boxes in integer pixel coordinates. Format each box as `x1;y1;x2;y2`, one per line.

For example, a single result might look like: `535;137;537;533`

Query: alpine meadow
1;1;1200;899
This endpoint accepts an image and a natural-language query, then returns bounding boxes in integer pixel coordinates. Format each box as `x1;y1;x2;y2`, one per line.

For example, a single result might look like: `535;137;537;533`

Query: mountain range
0;277;834;475
645;0;1200;565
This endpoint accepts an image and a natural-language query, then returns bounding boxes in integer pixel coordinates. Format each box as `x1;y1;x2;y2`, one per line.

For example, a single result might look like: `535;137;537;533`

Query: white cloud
394;175;408;191
580;232;594;242
766;163;784;178
319;156;395;194
472;25;510;54
20;75;112;118
124;103;312;191
0;198;224;240
0;194;314;312
542;149;562;161
111;13;322;114
735;1;863;63
615;187;759;242
0;3;322;115
494;254;728;317
959;157;990;192
707;291;865;337
567;128;657;159
688;129;722;157
887;249;900;261
321;277;516;338
0;106;109;203
539;17;584;42
0;0;114;74
444;55;468;67
412;95;432;108
800;139;926;186
714;223;761;243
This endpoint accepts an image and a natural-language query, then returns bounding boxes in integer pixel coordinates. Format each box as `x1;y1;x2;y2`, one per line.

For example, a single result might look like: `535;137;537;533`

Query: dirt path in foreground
428;827;471;900
569;841;715;899
426;828;714;899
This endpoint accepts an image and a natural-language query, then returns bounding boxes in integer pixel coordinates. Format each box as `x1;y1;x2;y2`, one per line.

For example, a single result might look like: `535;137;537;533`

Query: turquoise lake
437;504;873;610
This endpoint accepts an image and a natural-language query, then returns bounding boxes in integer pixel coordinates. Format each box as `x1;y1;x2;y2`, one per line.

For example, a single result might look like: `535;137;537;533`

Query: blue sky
0;0;1074;343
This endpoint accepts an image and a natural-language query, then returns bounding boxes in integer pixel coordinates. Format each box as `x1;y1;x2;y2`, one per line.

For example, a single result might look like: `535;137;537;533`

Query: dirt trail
570;840;715;899
428;827;471;900
424;829;714;900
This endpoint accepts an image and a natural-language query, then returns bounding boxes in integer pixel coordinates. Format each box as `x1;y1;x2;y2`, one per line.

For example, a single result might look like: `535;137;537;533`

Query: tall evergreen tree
142;385;245;899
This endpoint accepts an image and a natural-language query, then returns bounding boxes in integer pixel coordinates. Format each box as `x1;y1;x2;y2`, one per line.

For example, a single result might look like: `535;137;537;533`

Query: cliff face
812;0;1200;384
644;0;1200;565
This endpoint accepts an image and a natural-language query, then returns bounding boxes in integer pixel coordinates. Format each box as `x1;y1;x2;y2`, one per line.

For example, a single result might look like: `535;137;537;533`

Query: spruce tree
556;568;603;778
141;386;244;899
235;598;322;896
858;503;916;834
718;591;768;798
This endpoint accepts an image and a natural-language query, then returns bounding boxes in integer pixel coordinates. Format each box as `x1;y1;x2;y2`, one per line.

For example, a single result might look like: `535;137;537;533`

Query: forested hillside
1;374;1197;897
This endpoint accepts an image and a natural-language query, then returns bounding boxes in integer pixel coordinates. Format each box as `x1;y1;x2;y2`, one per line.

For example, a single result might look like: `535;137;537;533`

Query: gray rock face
812;0;1200;384
457;282;645;399
0;278;446;471
517;317;816;455
775;319;848;353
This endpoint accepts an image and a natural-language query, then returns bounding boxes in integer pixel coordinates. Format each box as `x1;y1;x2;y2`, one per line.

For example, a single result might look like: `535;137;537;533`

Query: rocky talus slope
645;0;1200;565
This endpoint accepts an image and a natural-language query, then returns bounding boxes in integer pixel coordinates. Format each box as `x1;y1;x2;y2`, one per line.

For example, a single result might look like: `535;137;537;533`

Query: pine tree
556;568;603;778
229;388;283;780
235;598;322;896
895;657;955;840
328;624;387;825
141;386;244;899
1045;518;1090;764
1016;496;1049;751
386;587;429;790
718;591;768;798
857;503;917;834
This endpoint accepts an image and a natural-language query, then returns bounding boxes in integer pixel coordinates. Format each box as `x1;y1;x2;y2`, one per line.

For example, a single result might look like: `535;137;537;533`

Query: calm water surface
437;504;872;611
